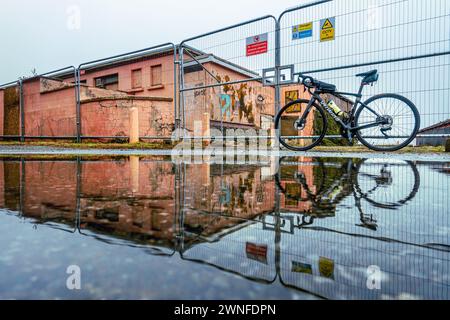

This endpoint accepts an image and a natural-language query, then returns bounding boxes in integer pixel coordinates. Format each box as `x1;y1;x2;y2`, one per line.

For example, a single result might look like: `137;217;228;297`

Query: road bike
274;70;421;152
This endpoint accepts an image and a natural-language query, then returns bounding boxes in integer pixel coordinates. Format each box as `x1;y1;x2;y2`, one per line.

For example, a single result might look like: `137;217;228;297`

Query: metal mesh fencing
179;16;278;136
0;67;77;141
279;0;450;130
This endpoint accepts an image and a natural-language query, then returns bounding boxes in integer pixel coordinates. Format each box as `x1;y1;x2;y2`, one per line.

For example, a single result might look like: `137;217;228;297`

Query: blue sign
292;22;313;40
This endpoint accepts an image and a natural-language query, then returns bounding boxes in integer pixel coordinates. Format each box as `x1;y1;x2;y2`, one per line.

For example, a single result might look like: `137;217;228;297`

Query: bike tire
354;159;421;209
275;99;328;152
355;94;420;152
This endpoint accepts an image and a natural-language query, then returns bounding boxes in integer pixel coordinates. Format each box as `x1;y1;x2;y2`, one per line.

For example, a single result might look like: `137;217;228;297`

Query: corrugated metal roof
419;119;450;133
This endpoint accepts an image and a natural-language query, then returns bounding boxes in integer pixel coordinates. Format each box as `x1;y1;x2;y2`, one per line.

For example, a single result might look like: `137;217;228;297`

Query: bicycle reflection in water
275;157;420;231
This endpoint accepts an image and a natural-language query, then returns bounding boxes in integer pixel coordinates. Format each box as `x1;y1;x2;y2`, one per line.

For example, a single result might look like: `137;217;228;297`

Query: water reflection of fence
0;158;449;299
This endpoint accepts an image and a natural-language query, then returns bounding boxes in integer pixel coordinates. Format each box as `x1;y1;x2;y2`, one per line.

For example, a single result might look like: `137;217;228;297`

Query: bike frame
301;82;385;133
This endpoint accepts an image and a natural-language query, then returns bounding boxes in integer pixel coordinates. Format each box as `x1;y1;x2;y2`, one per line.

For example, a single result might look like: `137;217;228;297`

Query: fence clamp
262;65;295;87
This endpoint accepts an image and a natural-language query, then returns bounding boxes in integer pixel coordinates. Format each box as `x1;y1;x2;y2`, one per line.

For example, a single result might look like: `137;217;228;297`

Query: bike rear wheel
275;99;327;151
355;94;420;152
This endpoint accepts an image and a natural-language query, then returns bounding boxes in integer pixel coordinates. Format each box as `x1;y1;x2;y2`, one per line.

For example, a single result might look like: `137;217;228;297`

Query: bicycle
274;70;421;152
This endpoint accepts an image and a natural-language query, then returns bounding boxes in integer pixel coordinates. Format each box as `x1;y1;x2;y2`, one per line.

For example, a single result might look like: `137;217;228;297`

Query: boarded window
95;74;119;90
131;69;142;89
151;65;162;86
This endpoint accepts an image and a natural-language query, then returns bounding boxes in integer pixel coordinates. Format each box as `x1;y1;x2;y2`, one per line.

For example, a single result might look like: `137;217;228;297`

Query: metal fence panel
0;67;78;141
179;16;278;136
279;0;450;130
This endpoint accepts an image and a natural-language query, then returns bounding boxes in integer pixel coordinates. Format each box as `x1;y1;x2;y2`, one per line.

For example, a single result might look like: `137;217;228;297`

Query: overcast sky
0;0;308;83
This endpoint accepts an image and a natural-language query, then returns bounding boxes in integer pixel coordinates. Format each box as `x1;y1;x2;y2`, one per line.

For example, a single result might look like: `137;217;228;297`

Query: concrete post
129;107;139;144
203;112;210;139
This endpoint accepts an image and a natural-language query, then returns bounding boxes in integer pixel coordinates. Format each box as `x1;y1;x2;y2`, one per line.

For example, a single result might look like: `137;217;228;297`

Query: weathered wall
22;78;77;137
2;87;20;136
78;54;175;97
74;54;176;119
18;78;174;139
80;85;174;138
183;62;276;133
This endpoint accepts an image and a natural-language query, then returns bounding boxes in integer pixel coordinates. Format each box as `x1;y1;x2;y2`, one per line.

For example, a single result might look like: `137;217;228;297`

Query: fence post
19;79;25;142
173;45;179;131
179;46;186;131
75;68;81;143
275;20;281;115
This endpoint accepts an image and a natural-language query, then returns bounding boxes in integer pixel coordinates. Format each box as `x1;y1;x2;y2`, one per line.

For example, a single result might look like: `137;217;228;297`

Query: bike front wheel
355;94;420;152
275;99;327;151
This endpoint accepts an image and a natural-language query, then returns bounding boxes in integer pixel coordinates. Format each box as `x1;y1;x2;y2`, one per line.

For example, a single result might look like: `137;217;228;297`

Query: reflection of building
0;158;277;245
278;157;317;213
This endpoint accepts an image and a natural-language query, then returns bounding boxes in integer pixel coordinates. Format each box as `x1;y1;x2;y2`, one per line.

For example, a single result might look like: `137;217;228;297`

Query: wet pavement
0;155;449;300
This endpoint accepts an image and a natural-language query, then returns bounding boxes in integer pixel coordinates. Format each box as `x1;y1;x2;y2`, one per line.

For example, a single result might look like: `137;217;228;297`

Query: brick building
416;119;450;147
0;45;355;141
0;48;278;141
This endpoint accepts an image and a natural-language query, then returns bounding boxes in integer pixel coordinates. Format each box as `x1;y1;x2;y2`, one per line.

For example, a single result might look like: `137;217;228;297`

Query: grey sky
0;0;306;83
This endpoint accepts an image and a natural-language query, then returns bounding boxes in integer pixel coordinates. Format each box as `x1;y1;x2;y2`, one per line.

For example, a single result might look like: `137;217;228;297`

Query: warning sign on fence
246;33;268;57
292;22;313;40
320;17;335;42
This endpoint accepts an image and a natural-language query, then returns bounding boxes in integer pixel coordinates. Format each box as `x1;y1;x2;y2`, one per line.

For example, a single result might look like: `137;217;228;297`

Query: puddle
0;156;449;299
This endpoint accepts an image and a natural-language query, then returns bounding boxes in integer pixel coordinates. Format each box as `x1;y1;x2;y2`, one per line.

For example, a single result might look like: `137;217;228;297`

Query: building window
151;65;162;86
95;74;119;90
131;69;142;89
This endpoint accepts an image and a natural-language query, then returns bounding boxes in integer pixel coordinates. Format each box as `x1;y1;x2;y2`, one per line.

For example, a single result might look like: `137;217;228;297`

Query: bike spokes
275;100;327;152
355;94;420;151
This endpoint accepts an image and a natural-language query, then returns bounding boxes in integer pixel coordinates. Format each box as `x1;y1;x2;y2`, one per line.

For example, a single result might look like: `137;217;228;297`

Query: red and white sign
246;33;268;57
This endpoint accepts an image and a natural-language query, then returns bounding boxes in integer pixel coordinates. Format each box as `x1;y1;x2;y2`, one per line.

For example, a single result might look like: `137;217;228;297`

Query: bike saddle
356;69;379;84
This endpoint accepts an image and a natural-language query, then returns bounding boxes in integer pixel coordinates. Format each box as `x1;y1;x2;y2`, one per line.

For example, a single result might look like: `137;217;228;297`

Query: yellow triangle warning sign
322;19;333;30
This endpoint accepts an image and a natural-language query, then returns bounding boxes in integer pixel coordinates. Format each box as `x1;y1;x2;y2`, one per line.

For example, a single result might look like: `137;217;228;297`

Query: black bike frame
301;83;385;133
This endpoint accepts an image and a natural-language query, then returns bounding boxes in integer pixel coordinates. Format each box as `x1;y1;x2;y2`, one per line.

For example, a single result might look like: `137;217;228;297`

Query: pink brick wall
22;79;77;137
8;53;288;139
75;54;176;113
81;98;173;138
